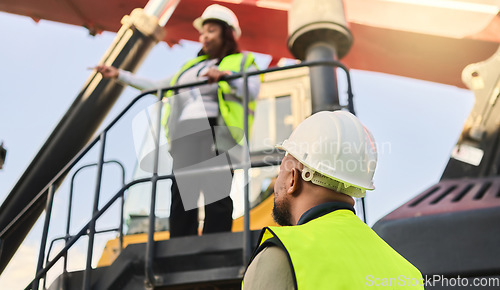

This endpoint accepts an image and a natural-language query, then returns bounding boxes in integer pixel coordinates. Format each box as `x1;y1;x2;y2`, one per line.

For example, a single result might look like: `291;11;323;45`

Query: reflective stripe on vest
253;210;424;290
161;53;257;145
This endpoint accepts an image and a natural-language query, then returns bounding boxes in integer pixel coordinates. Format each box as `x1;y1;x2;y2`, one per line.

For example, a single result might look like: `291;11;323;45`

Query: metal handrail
25;160;281;289
19;60;355;289
45;228;119;268
39;160;125;290
66;160;125;272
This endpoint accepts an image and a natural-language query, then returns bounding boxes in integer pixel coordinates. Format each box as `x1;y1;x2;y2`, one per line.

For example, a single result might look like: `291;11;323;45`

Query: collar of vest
297;201;355;225
246;203;355;289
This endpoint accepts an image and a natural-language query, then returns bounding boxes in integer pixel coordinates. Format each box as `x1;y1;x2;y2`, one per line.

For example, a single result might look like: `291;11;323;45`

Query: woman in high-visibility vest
97;4;260;237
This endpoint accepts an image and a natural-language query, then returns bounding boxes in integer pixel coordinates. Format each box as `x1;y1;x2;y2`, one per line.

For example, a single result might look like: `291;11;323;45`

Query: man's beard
272;197;292;226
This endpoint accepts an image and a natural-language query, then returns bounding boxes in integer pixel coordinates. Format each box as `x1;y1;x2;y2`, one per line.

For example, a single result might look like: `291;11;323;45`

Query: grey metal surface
287;0;353;114
287;0;352;60
306;43;341;113
373;176;500;288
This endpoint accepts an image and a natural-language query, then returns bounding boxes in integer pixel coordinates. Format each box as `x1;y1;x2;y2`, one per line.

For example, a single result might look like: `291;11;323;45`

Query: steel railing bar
145;89;165;287
46;228;119;270
25;176;150;289
83;133;107;290
33;185;56;290
62;160;125;275
242;63;252;265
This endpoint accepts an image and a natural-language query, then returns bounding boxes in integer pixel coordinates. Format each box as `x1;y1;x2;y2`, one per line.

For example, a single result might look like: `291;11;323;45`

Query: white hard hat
193;4;242;39
276;111;377;198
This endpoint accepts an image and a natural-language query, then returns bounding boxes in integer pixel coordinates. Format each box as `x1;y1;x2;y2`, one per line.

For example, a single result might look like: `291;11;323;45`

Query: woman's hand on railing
202;68;232;83
95;65;119;79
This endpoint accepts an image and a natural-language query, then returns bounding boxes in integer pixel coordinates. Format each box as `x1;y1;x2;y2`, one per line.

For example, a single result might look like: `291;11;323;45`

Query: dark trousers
169;118;234;237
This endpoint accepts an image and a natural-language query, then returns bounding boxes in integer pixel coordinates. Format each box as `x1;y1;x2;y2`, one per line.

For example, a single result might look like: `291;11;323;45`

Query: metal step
48;231;261;290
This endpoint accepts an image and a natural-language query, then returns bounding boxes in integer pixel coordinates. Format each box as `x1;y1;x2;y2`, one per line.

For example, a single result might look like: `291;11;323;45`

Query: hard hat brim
275;143;375;191
193;17;204;33
192;17;242;39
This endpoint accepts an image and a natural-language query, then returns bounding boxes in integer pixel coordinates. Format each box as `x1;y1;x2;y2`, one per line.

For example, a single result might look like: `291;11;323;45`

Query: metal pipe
360;198;367;224
63;160;125;275
64;163;95;276
33;185;56;290
118;162;126;253
242;66;252;264
145;91;164;288
83;133;107;290
306;43;340;113
27;180;149;288
287;0;353;113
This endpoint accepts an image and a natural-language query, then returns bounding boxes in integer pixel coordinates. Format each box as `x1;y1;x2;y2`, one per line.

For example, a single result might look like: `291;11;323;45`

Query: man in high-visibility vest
243;111;423;289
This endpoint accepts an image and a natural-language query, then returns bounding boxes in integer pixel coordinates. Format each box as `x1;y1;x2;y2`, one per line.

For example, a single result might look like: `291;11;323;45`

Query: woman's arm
117;69;172;91
95;65;172;91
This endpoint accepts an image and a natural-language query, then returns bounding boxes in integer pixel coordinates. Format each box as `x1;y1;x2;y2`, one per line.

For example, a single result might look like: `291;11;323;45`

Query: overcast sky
0;11;475;289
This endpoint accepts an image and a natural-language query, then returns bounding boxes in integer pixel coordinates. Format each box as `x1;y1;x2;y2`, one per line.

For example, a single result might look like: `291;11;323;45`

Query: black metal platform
48;231;261;290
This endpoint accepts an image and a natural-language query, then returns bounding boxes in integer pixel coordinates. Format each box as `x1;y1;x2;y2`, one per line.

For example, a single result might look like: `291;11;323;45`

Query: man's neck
296;201;356;225
291;188;354;225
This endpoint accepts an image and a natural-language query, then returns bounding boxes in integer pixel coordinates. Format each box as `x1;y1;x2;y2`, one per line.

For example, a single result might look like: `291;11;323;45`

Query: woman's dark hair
197;19;240;60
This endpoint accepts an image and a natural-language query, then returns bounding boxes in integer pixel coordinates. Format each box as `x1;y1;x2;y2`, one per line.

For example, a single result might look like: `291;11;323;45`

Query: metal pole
82;133;107;290
306;43;340;113
63;166;81;278
33;185;56;290
242;67;252;264
288;0;352;114
118;162;126;253
361;197;367;224
145;93;163;287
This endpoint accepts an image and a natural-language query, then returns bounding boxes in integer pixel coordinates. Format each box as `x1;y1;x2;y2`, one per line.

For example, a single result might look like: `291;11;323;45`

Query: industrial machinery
1;0;500;289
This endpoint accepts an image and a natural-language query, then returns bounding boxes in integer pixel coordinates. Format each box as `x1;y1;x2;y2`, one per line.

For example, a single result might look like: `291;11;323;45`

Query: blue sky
0;11;475;289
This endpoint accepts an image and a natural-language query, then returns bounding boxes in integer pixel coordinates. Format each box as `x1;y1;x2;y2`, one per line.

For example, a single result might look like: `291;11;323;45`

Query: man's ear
287;168;302;195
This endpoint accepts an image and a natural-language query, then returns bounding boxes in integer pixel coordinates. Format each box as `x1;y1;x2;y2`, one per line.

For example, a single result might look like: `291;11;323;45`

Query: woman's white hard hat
193;4;242;39
276;111;377;198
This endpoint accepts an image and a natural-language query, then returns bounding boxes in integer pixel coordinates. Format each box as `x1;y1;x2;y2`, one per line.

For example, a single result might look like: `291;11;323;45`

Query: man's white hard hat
193;4;242;39
276;111;377;198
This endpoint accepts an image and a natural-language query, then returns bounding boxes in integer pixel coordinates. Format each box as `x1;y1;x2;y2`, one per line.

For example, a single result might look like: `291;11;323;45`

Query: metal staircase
0;61;354;290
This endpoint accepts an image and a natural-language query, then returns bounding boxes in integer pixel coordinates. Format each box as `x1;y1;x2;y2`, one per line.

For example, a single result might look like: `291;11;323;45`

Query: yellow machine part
97;231;170;267
97;194;277;267
231;193;278;231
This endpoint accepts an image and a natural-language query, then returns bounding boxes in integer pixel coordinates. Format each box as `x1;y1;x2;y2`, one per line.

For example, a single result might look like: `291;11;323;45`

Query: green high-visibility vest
161;53;257;145
253;209;424;289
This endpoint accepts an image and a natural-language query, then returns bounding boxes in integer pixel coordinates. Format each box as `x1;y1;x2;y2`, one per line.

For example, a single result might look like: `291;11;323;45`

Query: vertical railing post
33;184;56;290
118;162;126;252
82;133;107;290
242;68;252;264
345;68;355;115
62;166;79;285
145;92;163;287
